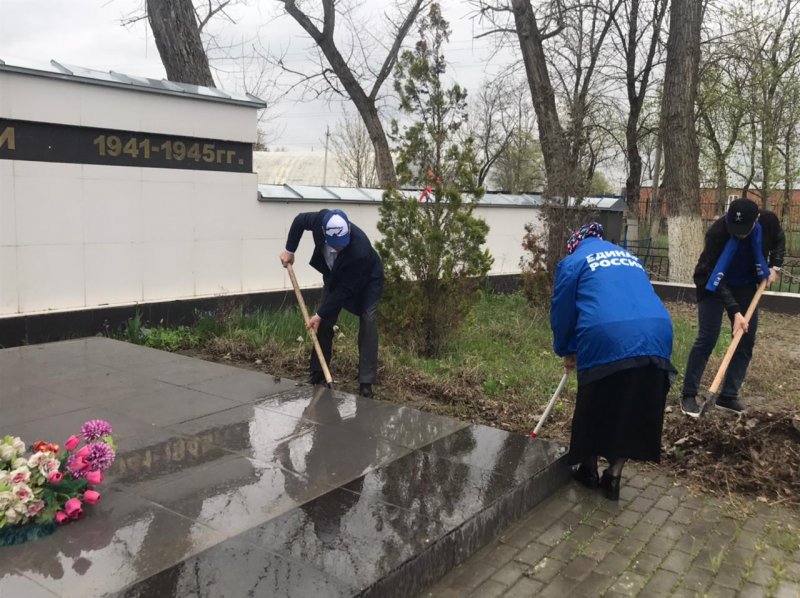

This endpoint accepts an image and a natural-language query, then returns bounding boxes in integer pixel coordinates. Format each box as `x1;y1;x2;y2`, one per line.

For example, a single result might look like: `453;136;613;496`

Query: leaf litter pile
662;409;800;507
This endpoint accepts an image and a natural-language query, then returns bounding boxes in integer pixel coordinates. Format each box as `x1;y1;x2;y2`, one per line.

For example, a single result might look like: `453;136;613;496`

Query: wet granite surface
0;338;568;597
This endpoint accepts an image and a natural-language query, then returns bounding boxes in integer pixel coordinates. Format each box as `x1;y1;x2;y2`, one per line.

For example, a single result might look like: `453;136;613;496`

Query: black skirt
568;363;670;465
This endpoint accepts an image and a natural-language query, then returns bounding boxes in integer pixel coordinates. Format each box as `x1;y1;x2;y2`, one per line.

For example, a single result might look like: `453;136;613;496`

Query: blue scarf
705;220;770;292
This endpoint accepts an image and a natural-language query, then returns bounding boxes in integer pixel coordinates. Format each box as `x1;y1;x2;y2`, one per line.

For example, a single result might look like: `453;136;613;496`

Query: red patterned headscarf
566;222;605;255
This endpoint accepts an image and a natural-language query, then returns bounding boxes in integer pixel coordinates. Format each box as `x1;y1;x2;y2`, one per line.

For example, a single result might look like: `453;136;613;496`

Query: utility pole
323;125;330;186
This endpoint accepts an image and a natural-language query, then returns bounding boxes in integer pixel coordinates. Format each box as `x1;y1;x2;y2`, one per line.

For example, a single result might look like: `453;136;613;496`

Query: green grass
112;291;737;410
388;292;566;405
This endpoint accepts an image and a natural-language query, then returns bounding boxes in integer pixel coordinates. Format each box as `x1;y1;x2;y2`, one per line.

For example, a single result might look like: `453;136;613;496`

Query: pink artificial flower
64;436;81;452
14;484;33;502
75;445;91;459
64;497;83;520
27;500;45;516
86;471;104;485
10;468;31;484
83;490;100;505
48;471;64;484
55;511;69;525
69;457;88;472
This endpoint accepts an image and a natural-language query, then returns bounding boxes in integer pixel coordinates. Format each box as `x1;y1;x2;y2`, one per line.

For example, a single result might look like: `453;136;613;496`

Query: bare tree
490;130;546;192
330;115;379;187
473;0;622;274
274;0;428;187
740;0;800;210
661;0;704;282
610;0;669;217
465;78;535;188
696;53;748;215
473;0;571;198
548;0;625;194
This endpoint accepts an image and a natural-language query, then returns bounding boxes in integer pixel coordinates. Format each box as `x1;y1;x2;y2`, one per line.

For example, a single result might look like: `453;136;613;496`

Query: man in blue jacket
680;198;784;417
551;222;675;500
280;209;384;398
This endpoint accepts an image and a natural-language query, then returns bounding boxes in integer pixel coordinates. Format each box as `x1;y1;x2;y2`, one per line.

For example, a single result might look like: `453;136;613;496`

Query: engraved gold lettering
138;138;151;159
92;134;106;156
123;137;139;158
0;126;16;150
107;135;122;157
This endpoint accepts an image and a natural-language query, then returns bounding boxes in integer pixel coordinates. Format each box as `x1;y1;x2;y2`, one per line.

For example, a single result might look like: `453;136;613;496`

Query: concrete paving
0;338;569;597
420;465;800;597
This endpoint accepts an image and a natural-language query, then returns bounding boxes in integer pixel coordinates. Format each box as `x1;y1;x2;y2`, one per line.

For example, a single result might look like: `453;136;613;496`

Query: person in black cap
680;197;785;416
280;209;384;398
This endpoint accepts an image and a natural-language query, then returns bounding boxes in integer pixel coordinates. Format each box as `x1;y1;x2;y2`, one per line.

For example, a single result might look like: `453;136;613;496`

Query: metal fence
622;239;670;281
622;239;800;294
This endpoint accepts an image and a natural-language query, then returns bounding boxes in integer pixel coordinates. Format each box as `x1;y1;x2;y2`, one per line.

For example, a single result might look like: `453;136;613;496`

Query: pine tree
376;3;493;357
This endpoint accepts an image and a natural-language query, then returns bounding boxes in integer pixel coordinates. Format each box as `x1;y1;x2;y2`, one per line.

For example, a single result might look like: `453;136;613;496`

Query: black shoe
681;395;701;418
359;383;373;398
716;396;744;414
600;470;621;501
306;372;325;385
573;464;600;489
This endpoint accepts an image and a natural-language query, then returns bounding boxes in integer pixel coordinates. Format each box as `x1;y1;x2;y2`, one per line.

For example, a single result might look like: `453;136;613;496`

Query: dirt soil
190;302;800;509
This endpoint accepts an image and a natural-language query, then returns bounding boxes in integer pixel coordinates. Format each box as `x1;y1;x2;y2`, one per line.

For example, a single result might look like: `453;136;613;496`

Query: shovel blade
698;391;717;416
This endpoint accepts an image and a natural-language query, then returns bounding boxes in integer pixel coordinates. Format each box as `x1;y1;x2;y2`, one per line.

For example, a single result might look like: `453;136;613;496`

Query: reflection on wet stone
423;424;568;483
166;404;318;463
240;487;448;592
2;489;226;597
115;538;355;598
255;386;374;424
131;455;333;536
0;339;569;597
342;450;518;529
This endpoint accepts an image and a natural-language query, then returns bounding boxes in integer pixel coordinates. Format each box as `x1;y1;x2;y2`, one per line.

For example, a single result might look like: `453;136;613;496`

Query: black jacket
286;210;384;319
693;209;785;316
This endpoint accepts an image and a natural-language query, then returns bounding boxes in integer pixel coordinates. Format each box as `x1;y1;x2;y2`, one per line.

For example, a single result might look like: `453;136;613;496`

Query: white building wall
0;70;261;317
0;70;543;319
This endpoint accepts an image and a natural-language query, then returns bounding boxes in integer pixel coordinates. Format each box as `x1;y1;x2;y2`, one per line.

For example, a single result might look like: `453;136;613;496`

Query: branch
370;0;426;101
322;0;335;39
198;0;231;32
281;0;325;44
474;27;517;39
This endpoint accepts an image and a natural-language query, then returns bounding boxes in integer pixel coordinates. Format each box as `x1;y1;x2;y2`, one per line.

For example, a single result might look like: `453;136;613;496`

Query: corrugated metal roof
0;58;265;109
257;184;624;210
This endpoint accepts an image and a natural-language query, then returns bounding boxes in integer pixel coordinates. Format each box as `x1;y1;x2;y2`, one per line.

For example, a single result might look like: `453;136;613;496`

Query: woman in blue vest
551;223;676;500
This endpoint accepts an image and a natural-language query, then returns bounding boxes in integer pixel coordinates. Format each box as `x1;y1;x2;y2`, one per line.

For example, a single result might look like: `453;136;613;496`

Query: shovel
286;262;334;388
698;278;768;416
529;371;570;439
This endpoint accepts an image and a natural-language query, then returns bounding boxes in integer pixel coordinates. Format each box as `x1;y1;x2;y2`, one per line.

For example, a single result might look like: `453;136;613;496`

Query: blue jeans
682;285;759;400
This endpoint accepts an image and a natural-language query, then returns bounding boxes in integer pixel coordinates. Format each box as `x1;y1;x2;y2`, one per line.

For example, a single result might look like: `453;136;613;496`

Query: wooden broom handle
709;279;768;393
286;263;333;385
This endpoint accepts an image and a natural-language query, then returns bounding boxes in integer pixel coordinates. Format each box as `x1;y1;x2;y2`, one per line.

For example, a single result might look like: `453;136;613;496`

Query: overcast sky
1;0;513;152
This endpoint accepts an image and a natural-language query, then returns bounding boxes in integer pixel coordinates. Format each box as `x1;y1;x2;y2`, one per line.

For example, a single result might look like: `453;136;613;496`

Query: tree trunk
662;0;703;283
625;103;643;219
649;135;663;239
715;161;728;216
147;0;214;87
511;0;570;199
355;100;396;188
